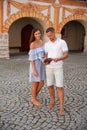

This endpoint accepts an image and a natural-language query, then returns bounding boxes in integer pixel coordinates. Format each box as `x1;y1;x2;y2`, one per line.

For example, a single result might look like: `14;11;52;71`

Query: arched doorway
61;20;85;52
8;17;45;55
21;24;33;52
3;10;53;57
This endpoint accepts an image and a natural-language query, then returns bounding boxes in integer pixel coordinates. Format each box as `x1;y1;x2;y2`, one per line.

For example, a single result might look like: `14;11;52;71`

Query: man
44;27;68;115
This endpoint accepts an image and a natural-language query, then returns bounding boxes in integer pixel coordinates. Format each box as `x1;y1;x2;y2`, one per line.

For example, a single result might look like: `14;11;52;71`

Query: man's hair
46;27;55;33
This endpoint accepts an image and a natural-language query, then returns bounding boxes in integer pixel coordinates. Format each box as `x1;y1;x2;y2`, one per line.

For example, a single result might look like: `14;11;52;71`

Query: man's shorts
46;67;63;87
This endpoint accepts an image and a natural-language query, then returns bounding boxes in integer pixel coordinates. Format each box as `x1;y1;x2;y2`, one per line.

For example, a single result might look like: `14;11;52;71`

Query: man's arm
53;52;68;62
44;53;48;59
44;53;50;65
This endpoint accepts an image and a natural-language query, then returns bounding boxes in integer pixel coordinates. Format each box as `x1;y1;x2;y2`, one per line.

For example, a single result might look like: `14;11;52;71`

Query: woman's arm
30;42;38;77
31;61;38;77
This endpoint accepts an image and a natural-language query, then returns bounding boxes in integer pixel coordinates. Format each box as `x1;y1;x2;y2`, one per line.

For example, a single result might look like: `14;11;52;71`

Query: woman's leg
36;80;44;95
31;82;42;106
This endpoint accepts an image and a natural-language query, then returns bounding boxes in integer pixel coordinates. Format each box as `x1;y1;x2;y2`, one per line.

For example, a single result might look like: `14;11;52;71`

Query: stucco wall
1;0;87;58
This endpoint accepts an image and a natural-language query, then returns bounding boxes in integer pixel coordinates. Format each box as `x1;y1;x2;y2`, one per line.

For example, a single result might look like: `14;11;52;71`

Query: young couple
28;27;68;116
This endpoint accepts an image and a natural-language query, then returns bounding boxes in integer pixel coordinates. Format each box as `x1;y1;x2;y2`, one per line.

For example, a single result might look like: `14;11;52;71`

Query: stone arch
3;11;53;32
58;15;87;33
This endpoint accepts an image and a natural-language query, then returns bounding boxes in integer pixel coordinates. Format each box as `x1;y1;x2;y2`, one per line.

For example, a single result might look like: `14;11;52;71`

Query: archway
8;17;46;55
61;20;85;52
3;11;53;33
3;11;53;56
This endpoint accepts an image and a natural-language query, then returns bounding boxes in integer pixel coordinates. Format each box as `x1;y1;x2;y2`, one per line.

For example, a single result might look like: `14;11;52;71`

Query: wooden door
21;24;33;52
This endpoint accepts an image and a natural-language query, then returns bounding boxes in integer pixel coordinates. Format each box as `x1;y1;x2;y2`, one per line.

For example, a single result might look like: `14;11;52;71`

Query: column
0;0;9;59
0;0;3;33
53;4;60;33
84;34;87;52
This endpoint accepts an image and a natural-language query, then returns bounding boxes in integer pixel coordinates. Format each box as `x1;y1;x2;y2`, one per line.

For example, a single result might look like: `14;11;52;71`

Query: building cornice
60;0;87;7
32;0;55;3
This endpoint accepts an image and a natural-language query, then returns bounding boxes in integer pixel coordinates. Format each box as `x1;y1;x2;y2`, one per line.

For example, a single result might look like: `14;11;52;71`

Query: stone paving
0;53;87;130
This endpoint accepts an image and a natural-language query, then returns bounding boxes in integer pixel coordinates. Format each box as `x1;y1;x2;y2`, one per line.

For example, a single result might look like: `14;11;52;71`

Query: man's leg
55;67;65;115
48;85;55;109
46;67;55;108
57;87;65;115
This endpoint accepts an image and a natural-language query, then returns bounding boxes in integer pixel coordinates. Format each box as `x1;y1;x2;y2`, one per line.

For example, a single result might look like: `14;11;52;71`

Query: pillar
53;4;60;33
0;0;3;33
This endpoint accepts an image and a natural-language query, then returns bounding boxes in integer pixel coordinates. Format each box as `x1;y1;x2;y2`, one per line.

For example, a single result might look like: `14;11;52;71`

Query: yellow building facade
0;0;87;59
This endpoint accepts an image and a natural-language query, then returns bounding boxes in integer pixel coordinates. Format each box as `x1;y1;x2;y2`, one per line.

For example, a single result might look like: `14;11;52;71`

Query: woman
29;28;46;107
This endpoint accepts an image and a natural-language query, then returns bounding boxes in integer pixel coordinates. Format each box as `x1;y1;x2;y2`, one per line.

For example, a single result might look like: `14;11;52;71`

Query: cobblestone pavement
0;53;87;130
